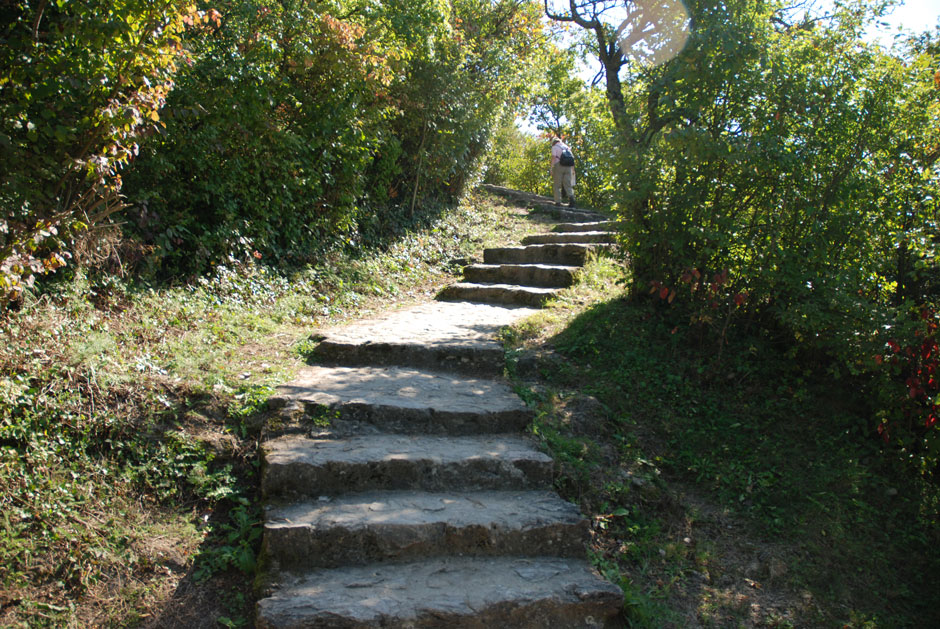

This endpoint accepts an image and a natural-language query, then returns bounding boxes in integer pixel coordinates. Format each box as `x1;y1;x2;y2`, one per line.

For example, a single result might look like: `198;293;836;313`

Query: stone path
256;188;624;627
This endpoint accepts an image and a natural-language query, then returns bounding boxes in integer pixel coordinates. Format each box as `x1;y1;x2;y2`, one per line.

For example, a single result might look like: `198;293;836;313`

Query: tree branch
32;0;47;42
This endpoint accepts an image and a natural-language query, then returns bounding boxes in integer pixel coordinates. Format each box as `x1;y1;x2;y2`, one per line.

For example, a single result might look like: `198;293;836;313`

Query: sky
863;0;939;44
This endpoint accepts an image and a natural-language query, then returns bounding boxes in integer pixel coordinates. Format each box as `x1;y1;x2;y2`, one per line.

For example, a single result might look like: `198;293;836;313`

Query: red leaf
659;286;669;300
878;423;890;443
874;355;883;365
733;292;746;306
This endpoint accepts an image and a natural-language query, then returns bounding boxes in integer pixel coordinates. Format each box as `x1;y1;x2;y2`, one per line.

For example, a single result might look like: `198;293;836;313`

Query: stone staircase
255;190;622;627
440;190;614;309
479;184;606;224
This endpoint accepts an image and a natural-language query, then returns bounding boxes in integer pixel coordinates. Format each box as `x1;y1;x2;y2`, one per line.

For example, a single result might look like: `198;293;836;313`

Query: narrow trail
255;187;624;627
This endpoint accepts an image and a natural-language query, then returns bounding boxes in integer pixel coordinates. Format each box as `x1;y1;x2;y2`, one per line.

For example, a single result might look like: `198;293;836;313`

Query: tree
546;0;940;463
542;0;690;142
528;45;584;137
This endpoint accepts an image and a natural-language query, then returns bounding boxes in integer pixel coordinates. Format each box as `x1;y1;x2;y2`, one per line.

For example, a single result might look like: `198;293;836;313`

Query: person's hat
551;137;560;145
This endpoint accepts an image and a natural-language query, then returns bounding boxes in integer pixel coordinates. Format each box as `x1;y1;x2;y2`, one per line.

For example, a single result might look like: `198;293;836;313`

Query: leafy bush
123;0;399;275
550;0;940;468
123;0;545;277
0;0;202;300
483;116;549;195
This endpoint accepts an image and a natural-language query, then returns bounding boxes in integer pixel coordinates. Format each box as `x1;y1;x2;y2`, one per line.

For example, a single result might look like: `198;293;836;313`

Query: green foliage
122;0;545;277
390;0;544;202
527;44;586;137
531;410;600;486
483;116;549;195
0;0;199;300
123;0;395;275
0;360;255;614
193;504;263;582
556;87;620;210
553;0;940;468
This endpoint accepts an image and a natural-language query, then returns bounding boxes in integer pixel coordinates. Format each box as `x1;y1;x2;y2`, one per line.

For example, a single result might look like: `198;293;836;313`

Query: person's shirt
551;141;569;166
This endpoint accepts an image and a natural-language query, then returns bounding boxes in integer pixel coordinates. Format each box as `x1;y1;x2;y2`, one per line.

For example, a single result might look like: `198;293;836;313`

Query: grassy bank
505;253;940;628
0;191;552;627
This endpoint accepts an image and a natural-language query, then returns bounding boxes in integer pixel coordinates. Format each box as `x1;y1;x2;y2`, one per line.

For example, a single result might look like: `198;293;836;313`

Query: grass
0;190;554;627
504;253;940;628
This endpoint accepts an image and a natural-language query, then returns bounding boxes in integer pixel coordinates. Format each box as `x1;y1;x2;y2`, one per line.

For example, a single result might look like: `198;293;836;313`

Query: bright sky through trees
615;0;691;68
853;0;939;44
522;0;937;136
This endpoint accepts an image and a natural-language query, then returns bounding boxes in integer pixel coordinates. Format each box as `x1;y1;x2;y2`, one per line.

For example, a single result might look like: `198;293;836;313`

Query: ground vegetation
0;192;544;626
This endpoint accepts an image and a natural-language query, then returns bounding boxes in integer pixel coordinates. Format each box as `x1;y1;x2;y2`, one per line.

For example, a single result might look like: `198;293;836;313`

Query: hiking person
550;137;576;207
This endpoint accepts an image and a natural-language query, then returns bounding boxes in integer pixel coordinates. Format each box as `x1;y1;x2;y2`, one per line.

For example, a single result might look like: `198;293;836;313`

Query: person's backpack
559;147;575;167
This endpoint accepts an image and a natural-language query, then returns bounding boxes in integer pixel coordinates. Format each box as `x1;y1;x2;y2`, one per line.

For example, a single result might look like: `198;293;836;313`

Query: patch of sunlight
617;0;691;69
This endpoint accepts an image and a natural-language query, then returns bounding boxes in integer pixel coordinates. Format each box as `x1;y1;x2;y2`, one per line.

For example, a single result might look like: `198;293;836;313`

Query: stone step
553;221;618;233
310;301;537;377
314;338;506;377
269;365;533;436
478;184;608;222
484;244;592;266
256;555;624;628
478;184;554;206
263;490;588;570
529;204;606;223
438;282;561;308
261;433;554;498
521;232;616;246
462;263;580;289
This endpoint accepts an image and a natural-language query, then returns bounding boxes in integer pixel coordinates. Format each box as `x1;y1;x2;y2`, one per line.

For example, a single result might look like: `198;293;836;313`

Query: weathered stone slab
478;184;554;206
553;221;618;233
521;232;616;246
462;263;580;288
529;205;607;223
477;185;607;221
263;490;588;569
270;365;533;435
256;556;624;629
262;433;553;497
483;244;591;266
438;283;561;308
312;301;538;376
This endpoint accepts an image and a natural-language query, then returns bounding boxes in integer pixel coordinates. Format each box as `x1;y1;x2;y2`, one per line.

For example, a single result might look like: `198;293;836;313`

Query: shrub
0;0;201;300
